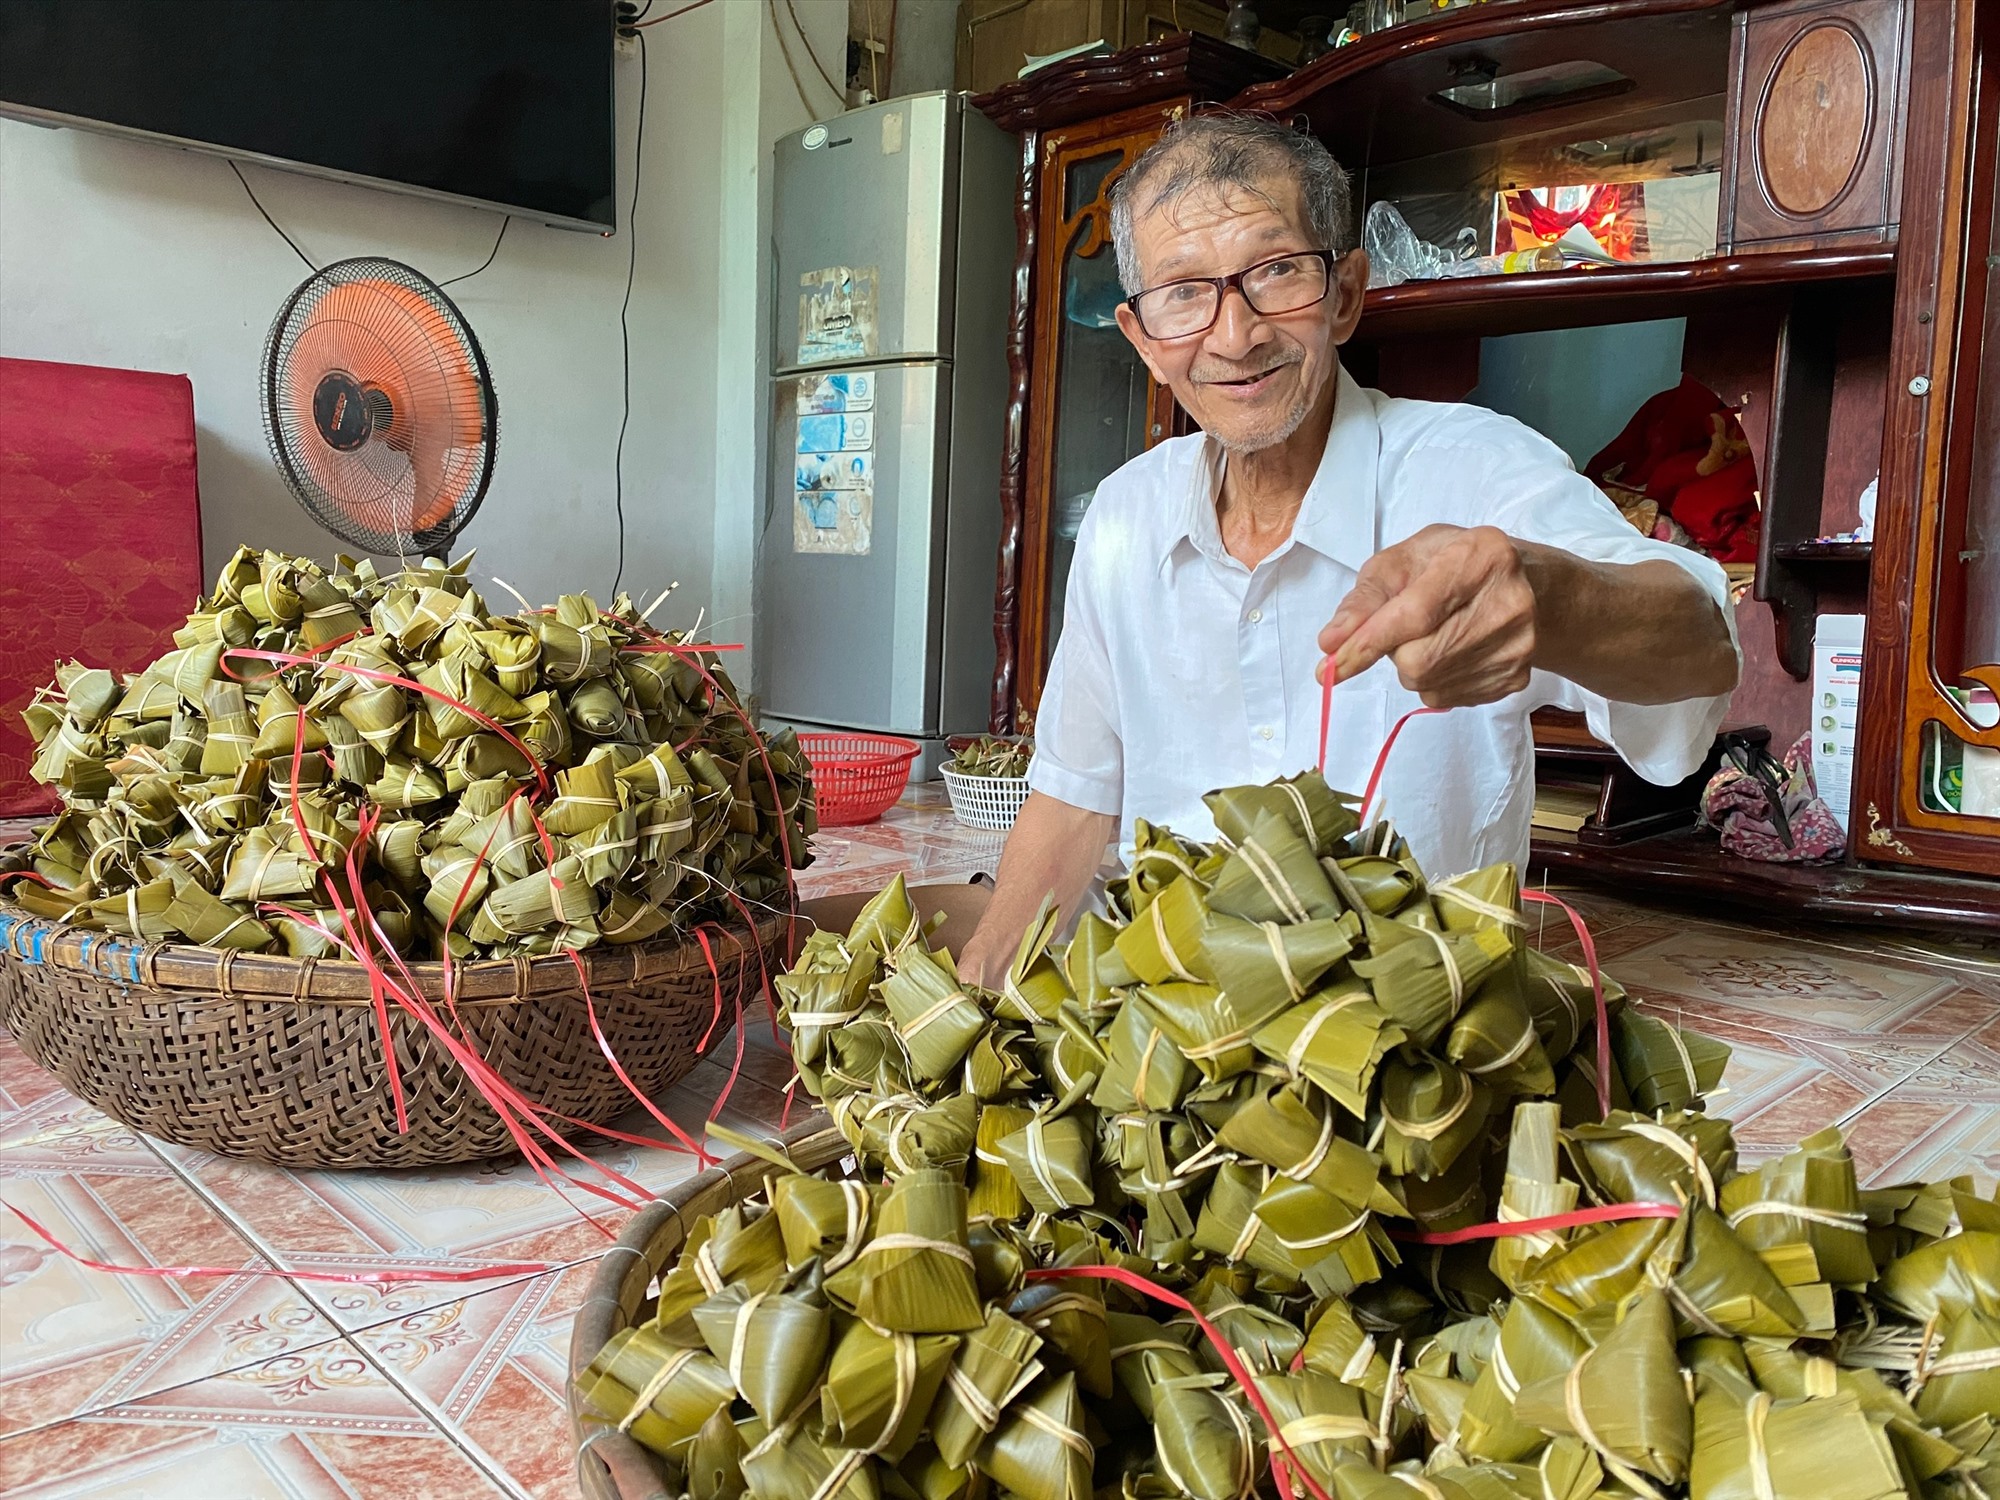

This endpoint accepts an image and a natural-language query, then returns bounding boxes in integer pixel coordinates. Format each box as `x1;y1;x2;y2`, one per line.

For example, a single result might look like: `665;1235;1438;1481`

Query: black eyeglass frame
1123;248;1339;340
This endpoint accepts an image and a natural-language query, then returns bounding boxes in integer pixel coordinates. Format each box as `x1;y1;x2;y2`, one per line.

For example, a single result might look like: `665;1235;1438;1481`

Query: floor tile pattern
5;784;2000;1496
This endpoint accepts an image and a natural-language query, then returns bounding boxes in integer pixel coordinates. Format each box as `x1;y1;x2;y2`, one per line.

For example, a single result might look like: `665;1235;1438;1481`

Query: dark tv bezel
0;101;618;236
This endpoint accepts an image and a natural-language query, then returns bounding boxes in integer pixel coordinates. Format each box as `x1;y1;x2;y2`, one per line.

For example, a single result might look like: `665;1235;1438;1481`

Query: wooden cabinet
975;0;2000;912
1016;103;1184;721
1853;0;2000;876
975;33;1284;730
958;0;1300;97
1718;0;1913;252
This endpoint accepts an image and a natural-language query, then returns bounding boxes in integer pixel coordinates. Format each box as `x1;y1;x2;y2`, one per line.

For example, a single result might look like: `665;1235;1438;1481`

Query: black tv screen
0;0;617;230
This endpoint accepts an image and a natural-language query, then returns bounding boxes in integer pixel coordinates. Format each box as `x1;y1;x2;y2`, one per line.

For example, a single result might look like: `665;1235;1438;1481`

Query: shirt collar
1161;362;1381;576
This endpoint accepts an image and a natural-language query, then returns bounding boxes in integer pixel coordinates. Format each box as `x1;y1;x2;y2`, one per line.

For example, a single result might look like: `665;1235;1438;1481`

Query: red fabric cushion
0;358;204;815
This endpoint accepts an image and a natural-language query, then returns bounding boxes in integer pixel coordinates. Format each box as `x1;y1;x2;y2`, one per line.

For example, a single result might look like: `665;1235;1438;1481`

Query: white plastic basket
940;767;1031;831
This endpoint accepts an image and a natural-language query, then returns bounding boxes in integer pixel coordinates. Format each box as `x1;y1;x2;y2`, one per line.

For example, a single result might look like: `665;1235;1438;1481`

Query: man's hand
956;792;1115;989
1318;524;1739;709
1318;525;1536;707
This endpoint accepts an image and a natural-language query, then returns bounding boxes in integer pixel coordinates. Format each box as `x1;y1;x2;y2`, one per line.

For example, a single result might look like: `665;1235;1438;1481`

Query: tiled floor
4;783;2000;1496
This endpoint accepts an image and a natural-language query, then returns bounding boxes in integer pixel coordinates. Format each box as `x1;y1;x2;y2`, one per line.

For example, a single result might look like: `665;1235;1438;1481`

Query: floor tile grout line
1830;1023;1982;1132
135;1118;532;1498
338;1293;538;1500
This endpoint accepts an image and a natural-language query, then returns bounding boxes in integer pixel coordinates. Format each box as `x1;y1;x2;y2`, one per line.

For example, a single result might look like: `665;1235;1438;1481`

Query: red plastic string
1315;661;1337;774
0;870;57;891
571;949;712;1165
1387;1201;1680;1246
5;1199;548;1284
1520;888;1612;1119
1358;706;1445;827
1025;1264;1336;1500
219;647;553;800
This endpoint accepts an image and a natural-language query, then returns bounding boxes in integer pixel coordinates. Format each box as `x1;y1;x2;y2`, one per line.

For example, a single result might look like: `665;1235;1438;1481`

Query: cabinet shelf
1771;539;1873;564
1354;246;1899;342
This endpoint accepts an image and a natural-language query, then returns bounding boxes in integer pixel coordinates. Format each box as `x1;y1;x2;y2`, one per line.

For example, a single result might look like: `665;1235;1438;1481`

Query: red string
1315;661;1336;774
1520;889;1612;1119
1388;1200;1679;1246
571;949;713;1165
1025;1264;1336;1500
219;647;554;800
1359;706;1445;827
5;1199;548;1284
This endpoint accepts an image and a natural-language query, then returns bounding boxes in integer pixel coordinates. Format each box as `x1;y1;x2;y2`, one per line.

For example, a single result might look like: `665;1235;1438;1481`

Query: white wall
0;0;849;653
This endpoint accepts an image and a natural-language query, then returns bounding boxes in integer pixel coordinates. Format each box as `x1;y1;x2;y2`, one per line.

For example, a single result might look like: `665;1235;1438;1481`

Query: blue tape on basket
78;934;95;971
128;945;142;983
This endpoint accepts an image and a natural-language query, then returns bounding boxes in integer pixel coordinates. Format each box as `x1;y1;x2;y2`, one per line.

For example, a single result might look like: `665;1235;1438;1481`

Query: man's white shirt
1026;363;1740;879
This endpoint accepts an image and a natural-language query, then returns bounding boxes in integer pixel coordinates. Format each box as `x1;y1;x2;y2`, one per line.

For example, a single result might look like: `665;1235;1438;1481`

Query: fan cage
261;256;498;558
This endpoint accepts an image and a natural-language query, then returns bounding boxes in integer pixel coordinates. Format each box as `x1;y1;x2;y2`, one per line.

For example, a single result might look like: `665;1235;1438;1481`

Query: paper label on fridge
797;266;878;365
796;411;873;452
794;482;873;555
797;371;874;414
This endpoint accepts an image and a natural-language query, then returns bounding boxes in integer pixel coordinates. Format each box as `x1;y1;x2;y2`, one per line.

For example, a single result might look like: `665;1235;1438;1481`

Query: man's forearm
956;791;1116;988
1522;545;1738;705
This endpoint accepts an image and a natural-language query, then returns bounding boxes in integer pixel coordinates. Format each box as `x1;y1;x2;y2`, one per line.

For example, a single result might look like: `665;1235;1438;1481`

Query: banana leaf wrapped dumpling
1513;1290;1692;1490
1204;771;1357;857
573;1323;738;1462
823;1168;986;1334
977;1372;1093;1500
1205;808;1343;925
1718;1126;1876;1288
1151;1373;1262;1500
880;944;992;1083
1377;1055;1491;1180
1252;980;1406;1120
927;1308;1044;1468
819;1320;961;1461
1912;1306;2000;1427
994;1105;1095;1216
1352;921;1513;1049
1687;1388;1904;1500
689;1283;829;1426
1613;1007;1729;1114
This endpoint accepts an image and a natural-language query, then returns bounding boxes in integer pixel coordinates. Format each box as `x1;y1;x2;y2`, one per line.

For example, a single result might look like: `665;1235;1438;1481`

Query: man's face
1113;173;1367;454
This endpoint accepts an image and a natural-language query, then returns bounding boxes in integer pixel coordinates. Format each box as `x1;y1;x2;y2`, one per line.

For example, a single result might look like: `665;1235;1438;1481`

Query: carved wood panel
1009;99;1188;728
1851;0;2000;871
1719;0;1913;252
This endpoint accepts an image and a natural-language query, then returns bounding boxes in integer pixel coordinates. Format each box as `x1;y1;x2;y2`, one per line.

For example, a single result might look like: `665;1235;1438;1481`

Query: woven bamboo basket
0;897;793;1169
568;1117;851;1500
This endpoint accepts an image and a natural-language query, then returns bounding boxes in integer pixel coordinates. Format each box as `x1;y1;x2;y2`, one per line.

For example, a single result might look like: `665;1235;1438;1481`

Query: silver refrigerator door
772;93;958;371
760;362;950;733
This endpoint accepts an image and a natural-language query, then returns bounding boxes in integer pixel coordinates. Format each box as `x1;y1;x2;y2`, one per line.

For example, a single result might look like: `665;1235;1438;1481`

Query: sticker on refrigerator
796;410;873;452
797;371;874;414
797;265;878;366
794;479;872;555
794;450;872;492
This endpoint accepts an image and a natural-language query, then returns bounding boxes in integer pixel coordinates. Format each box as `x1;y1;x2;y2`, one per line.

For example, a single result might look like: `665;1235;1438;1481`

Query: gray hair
1109;113;1354;295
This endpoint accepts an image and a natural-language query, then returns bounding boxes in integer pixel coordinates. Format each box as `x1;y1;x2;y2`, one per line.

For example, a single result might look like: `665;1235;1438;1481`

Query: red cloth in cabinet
0;358;205;815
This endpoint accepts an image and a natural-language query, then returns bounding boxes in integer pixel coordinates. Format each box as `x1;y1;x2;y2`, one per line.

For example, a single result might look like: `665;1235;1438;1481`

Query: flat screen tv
0;0;617;231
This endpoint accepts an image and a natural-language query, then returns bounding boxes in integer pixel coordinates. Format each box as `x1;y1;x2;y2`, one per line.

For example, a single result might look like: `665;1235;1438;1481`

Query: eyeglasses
1125;249;1335;340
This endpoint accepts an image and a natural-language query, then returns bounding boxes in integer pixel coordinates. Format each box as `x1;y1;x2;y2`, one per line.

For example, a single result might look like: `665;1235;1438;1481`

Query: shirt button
1259;725;1274;741
1248;608;1264;623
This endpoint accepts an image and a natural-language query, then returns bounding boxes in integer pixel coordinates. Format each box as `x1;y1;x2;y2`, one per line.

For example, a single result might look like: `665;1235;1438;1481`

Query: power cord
232;157;509;290
610;29;648;597
230;161;317;274
439;216;510;287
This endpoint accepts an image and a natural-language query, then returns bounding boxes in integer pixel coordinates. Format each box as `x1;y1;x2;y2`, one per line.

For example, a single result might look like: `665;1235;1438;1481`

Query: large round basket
0;900;793;1169
568;1117;850;1500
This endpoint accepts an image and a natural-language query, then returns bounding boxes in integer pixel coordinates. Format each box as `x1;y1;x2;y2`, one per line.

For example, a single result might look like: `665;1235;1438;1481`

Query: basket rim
794;731;921;770
569;1114;845;1500
0;898;797;1006
938;766;1032;788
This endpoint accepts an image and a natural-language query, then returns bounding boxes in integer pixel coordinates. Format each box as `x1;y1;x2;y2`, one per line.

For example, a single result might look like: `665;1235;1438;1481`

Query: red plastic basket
797;732;920;826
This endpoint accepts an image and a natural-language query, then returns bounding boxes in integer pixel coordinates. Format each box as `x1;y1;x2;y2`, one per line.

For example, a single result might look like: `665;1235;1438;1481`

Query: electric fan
260;257;498;558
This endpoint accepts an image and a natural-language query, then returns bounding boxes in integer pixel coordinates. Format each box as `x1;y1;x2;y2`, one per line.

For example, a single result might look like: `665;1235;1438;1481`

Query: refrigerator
757;92;1016;764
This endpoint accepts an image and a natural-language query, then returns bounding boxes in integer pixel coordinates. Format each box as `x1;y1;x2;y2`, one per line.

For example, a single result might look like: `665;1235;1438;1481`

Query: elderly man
956;114;1739;985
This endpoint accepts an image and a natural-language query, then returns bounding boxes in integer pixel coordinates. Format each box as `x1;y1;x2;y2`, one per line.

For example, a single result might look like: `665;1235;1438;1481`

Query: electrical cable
770;0;820;119
230;161;317;274
635;0;716;27
438;216;510;287
783;0;846;101
611;30;648;597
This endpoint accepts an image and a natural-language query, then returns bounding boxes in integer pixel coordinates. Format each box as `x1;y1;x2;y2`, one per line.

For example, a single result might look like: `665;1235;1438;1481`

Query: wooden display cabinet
976;0;2000;913
974;33;1284;731
1851;0;2000;877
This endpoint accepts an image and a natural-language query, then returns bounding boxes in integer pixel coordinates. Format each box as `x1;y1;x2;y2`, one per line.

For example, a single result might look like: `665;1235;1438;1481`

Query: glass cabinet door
1017;102;1184;724
1045;148;1156;656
